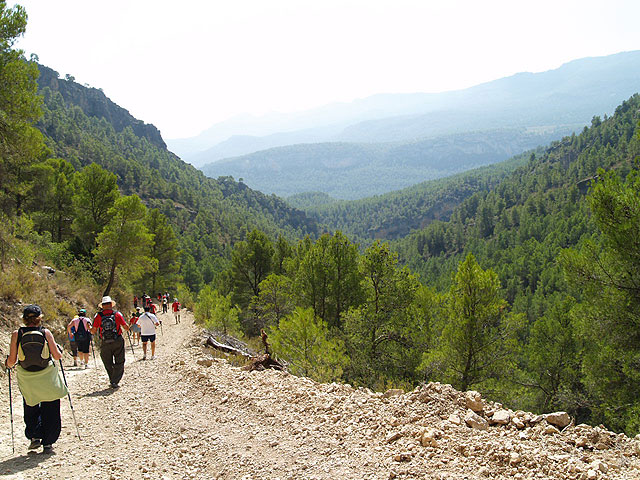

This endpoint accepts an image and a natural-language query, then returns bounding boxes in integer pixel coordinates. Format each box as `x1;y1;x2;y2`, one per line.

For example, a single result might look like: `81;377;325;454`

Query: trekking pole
89;336;100;381
6;358;14;454
125;331;141;375
160;320;164;337
58;359;81;440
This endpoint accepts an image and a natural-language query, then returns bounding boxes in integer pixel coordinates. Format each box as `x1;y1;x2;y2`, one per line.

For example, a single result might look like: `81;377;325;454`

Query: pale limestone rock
587;469;598;480
386;432;402;443
465;391;484;412
465;410;488;430
591;460;608;473
543;425;560;435
420;428;438;447
448;414;462;425
545;411;571;428
576;436;589;448
382;389;404;399
490;409;511;425
530;415;544;424
511;417;525;429
196;358;213;367
509;451;522;465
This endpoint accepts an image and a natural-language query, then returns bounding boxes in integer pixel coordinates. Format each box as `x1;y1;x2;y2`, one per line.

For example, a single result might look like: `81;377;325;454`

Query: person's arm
6;331;19;368
90;314;101;335
44;329;63;360
117;312;130;331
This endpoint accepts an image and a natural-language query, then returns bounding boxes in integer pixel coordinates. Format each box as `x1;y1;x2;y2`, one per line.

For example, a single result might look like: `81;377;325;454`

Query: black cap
23;304;42;318
144;305;150;311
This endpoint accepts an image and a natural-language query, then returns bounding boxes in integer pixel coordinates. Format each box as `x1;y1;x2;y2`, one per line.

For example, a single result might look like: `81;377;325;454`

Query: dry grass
0;260;100;344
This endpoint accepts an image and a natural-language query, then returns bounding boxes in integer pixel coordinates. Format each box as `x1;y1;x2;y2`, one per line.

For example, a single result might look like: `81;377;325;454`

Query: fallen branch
205;336;251;357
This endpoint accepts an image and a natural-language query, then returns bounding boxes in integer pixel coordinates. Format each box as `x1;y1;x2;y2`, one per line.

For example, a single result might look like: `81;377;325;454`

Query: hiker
171;298;181;324
90;296;130;389
138;305;161;360
133;295;138;309
67;309;92;369
149;301;158;315
162;295;168;314
130;307;142;345
5;305;67;454
67;318;78;367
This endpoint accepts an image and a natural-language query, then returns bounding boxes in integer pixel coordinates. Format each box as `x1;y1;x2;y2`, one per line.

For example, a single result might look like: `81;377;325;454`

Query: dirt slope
0;310;639;480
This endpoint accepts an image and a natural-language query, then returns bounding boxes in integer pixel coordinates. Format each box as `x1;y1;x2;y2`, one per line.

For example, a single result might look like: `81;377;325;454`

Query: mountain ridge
175;50;640;164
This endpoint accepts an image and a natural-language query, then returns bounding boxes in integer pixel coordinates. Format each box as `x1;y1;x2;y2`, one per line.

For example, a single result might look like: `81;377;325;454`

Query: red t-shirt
93;310;127;338
150;304;157;314
172;301;180;312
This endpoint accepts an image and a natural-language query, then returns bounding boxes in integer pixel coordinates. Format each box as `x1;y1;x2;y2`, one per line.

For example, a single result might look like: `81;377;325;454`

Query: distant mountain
201;127;575;199
167;92;449;161
177;50;640;164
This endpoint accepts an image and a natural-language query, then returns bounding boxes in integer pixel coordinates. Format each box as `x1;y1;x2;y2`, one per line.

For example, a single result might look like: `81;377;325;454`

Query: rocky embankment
186;336;640;480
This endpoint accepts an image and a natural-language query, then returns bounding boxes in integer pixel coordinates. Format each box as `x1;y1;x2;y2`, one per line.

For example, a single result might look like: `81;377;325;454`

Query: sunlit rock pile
180;345;640;479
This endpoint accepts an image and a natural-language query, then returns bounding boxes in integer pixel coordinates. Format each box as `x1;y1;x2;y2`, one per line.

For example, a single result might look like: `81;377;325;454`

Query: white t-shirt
137;312;159;336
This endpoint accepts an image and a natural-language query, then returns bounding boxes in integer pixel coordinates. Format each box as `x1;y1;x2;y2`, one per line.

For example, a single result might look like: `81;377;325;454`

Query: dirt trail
0;310;639;480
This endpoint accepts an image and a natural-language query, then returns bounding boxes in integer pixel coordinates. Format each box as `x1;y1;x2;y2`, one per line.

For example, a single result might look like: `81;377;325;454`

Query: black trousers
100;336;125;385
23;399;61;446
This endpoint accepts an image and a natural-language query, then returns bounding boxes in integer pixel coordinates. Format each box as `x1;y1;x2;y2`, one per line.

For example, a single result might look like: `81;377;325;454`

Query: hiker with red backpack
90;296;130;389
5;305;67;454
171;298;181;324
67;309;92;369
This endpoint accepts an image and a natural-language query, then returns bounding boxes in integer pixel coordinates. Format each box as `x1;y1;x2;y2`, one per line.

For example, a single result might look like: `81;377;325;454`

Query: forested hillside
202;127;571;199
298;152;533;242
390;96;640;432
33;68;318;290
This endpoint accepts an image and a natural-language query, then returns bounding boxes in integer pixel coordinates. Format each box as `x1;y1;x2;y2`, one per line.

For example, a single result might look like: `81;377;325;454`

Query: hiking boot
110;383;119;389
150;355;156;360
42;444;54;454
84;363;89;369
28;438;41;450
142;354;146;360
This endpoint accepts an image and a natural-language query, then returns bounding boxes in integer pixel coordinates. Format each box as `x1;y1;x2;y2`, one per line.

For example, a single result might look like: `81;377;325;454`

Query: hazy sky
14;0;640;139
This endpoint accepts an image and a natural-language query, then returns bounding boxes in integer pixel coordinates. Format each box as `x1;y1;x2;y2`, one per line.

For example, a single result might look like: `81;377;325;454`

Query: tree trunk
103;260;117;296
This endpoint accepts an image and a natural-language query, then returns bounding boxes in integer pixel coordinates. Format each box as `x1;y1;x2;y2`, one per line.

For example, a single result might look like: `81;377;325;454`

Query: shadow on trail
81;387;116;398
0;450;49;475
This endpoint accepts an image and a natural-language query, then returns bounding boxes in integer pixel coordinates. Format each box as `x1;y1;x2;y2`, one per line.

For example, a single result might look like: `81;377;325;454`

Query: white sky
13;0;640;139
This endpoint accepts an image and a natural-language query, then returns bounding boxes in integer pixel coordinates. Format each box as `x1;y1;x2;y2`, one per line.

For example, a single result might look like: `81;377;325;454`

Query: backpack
100;312;119;342
75;317;90;341
17;327;51;371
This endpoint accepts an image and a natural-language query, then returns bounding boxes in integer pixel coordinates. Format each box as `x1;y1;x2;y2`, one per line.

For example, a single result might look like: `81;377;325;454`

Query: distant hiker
133;295;138;309
162;295;168;314
67;309;92;369
130;307;142;345
90;296;130;389
138;305;161;360
149;302;158;315
171;298;181;324
5;305;67;454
